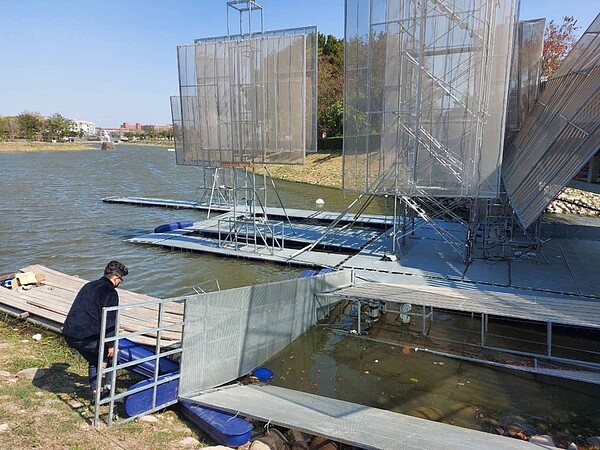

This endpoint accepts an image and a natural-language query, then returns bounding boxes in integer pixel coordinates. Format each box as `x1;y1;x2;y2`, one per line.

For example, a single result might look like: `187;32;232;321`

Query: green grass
0;314;210;449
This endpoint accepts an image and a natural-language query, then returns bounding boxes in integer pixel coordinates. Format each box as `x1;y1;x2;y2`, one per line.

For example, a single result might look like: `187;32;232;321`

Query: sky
0;1;597;128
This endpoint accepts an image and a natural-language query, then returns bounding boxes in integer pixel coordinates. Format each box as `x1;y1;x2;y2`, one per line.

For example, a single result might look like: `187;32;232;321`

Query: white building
71;119;96;136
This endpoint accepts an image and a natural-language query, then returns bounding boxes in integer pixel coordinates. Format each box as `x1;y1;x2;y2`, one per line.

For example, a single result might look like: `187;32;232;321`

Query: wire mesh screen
505;19;545;149
178;270;353;398
173;27;317;167
503;15;600;228
343;0;517;198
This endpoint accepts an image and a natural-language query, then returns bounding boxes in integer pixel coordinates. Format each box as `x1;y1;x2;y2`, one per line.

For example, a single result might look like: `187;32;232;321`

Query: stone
309;436;338;450
529;435;555;446
16;367;45;380
289;429;312;445
138;415;159;424
567;443;579;450
0;423;9;433
0;370;12;378
0;343;10;350
250;440;273;450
179;436;200;446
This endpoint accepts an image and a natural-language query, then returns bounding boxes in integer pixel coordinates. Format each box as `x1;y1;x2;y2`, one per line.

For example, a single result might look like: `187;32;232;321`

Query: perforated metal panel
342;0;517;198
503;15;600;228
505;19;546;148
178;270;352;398
172;27;317;167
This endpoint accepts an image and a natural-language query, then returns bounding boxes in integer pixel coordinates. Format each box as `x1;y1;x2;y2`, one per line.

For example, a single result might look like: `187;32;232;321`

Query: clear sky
0;1;596;128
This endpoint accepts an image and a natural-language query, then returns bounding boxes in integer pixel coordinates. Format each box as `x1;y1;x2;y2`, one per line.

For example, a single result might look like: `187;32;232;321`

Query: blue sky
0;1;596;127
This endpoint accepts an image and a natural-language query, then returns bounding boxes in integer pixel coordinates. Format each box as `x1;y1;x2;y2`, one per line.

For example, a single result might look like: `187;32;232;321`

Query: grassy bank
0;140;97;153
0;315;207;449
252;151;343;189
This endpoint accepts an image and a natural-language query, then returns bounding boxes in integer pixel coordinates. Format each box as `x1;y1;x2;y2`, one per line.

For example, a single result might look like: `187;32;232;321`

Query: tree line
0;112;77;142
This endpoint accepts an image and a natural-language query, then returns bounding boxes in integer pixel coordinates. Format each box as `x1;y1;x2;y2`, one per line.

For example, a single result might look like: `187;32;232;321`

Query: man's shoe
90;388;110;405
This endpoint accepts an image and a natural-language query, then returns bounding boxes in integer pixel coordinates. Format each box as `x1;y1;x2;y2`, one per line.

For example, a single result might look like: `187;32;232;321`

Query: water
0;144;362;298
264;327;600;442
1;144;598;444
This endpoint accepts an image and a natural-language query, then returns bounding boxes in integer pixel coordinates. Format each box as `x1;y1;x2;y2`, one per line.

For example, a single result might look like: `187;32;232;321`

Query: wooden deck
0;265;182;346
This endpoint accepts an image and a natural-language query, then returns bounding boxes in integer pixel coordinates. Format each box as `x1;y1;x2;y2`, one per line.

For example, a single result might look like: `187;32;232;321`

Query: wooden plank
0;265;183;346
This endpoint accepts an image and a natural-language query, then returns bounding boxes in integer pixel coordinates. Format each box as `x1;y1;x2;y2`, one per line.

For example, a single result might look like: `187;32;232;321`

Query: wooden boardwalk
0;265;182;346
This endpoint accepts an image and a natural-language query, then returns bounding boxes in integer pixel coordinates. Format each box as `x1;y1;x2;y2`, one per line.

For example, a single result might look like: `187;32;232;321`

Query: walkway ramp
183;384;538;450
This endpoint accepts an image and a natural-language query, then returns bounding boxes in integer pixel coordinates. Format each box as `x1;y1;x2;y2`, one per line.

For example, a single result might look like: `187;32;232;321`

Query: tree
46;113;73;142
17;112;44;140
317;33;344;137
542;16;579;78
0;116;19;140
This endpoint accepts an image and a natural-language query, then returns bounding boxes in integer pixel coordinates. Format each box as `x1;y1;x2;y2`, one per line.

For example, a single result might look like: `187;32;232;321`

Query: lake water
0;144;363;297
1;144;598;445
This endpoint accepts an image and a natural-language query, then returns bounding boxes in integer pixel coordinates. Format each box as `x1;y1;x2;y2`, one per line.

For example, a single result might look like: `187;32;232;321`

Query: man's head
104;261;129;287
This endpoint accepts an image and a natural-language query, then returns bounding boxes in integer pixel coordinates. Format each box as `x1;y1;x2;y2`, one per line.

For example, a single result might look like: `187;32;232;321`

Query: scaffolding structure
342;0;518;263
343;0;517;198
172;5;317;166
503;14;600;229
169;1;318;255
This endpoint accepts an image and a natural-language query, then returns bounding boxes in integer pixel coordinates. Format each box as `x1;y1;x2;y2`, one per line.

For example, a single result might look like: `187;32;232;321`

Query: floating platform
183;384;538;450
102;195;390;228
128;211;384;268
0;265;183;347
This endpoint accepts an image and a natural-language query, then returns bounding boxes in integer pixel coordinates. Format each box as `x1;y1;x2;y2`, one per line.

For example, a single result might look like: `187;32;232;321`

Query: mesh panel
172;27;317;167
178;270;353;398
503;15;600;228
343;0;517;198
505;19;545;148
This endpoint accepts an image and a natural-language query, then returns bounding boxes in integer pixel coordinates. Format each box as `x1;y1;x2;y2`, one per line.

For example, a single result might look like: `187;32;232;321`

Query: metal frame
319;284;600;384
343;0;517;198
93;297;186;427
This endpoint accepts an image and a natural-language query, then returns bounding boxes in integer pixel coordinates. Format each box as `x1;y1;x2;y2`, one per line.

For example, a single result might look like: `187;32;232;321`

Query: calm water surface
1;144;598;443
0;144;361;297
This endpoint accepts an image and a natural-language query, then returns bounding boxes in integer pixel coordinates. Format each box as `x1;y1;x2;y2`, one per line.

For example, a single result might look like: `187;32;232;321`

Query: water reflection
263;327;600;440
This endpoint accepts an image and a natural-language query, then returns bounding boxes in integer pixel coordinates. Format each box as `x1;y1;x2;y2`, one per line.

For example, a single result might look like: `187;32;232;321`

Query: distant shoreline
0;140;173;153
0;140;98;153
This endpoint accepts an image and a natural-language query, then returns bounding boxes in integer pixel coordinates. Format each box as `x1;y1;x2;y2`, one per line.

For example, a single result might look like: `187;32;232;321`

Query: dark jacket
63;276;118;340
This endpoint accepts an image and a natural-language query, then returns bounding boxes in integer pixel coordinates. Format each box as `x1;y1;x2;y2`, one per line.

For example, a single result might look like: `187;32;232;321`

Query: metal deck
103;195;389;227
183;384;538;450
334;281;600;330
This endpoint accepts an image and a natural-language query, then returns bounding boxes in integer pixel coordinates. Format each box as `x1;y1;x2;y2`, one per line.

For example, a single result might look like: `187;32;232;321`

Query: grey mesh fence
503;14;600;228
172;27;317;167
505;19;546;149
170;96;183;152
342;0;517;198
177;270;353;398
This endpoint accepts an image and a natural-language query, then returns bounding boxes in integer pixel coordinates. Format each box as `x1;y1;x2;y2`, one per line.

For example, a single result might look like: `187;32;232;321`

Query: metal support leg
547;322;552;357
481;313;486;346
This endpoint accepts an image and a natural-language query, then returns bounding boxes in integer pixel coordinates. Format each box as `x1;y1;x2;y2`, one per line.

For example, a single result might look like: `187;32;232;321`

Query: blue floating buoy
253;367;273;382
